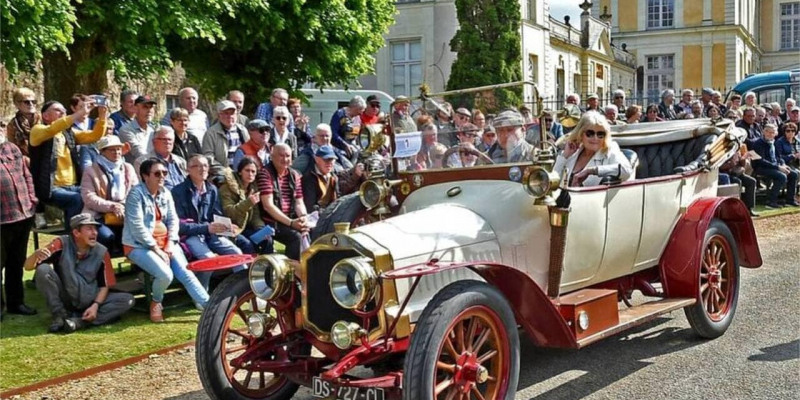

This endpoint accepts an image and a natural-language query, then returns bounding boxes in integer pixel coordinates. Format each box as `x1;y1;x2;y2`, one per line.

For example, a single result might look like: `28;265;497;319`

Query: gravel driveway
10;214;799;400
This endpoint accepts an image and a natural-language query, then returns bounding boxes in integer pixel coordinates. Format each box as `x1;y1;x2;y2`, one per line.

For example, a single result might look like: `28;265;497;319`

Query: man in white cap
203;100;250;180
488;109;536;164
586;94;600;112
25;213;134;333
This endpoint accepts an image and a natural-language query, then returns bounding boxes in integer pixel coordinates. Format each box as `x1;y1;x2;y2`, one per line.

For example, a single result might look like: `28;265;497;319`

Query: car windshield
389;82;546;174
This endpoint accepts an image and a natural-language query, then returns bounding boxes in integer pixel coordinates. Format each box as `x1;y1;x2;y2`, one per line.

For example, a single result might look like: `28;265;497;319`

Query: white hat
217;100;236;112
97;135;124;150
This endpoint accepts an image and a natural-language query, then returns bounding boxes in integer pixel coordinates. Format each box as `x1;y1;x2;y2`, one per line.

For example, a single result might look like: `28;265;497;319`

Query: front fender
659;197;762;299
384;261;577;349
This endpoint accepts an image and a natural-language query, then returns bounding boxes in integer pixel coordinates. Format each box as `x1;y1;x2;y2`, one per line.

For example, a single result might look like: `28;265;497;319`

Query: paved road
16;215;799;400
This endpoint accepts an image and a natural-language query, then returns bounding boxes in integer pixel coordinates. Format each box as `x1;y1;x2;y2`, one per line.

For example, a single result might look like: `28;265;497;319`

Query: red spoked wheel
404;280;519;400
196;271;304;400
220;292;288;397
685;219;740;339
434;306;508;400
700;235;735;322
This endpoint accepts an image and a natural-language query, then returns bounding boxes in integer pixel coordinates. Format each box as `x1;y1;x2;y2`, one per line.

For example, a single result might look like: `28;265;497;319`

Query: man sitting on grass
24;213;134;333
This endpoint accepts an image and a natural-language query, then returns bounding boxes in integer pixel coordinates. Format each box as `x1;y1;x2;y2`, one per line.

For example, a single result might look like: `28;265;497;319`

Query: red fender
659;197;762;299
384;261;577;349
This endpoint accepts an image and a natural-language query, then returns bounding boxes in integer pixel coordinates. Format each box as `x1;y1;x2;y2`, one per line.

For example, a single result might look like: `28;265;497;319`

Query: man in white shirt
161;87;209;143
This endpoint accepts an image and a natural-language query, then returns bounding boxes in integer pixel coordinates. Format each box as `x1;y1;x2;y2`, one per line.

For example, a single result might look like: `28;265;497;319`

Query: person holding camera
30;98;107;231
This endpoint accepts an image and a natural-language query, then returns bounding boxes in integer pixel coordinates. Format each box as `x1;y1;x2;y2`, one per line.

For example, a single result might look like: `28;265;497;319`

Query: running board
576;298;696;348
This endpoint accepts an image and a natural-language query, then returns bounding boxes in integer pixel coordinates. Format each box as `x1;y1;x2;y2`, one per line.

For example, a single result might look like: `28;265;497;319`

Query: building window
166;95;178;111
527;0;537;22
645;54;674;102
529;54;539;84
781;2;800;50
647;0;674;29
391;40;422;97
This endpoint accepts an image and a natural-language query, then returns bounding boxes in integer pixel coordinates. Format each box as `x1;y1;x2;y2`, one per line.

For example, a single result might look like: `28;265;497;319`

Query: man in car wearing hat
119;95;157;164
586;94;600;112
25;213;134;333
391;96;417;134
488;109;536;164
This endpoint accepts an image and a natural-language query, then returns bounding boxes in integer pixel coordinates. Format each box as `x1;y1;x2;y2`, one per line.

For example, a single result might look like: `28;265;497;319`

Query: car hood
353;204;500;266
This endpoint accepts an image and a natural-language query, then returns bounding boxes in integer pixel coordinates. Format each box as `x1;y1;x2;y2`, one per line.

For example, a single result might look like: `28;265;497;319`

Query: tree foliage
1;0;76;76
173;0;396;106
2;0;396;109
445;0;522;112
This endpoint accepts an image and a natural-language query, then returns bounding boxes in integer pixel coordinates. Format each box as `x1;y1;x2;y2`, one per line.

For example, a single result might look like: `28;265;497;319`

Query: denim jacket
122;183;180;249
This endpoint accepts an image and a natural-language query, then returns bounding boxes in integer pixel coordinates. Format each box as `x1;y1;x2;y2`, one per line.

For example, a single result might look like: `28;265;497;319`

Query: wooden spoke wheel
196;271;303;400
404;281;519;400
685;219;740;339
220;291;288;397
434;306;508;400
700;235;735;322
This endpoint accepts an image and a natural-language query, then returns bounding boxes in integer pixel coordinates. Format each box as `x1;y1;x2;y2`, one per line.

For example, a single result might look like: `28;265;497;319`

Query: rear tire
403;280;519;400
684;219;740;339
196;271;301;400
311;192;367;240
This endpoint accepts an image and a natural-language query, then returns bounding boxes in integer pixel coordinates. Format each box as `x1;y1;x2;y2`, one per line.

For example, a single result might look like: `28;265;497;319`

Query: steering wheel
442;145;495;168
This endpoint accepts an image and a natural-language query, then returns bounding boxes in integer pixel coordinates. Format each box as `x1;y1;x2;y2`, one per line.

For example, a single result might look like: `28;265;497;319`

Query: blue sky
550;0;585;25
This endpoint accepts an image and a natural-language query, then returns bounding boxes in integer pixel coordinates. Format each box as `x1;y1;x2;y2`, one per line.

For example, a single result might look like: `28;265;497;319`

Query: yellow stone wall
760;0;774;52
684;0;704;27
683;45;704;88
712;0;726;24
619;0;638;32
712;44;727;88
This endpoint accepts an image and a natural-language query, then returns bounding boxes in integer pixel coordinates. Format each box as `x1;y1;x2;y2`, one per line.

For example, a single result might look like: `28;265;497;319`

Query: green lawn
0;233;205;392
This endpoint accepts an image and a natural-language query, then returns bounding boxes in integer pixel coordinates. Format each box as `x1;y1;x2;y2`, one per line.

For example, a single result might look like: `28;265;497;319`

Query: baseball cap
315;145;338;160
587;93;599;100
702;88;714;95
217;100;236;112
791;106;800;112
134;95;156;105
492;109;525;128
97;135;124;151
70;213;101;230
246;119;271;131
366;94;380;105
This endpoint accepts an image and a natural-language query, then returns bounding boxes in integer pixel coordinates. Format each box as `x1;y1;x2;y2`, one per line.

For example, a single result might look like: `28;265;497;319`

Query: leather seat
622;134;715;179
620;148;639;172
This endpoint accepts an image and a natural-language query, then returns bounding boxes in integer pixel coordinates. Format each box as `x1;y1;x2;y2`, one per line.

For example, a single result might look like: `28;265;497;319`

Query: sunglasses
613;96;623;100
787;129;797;132
20;100;37;105
544;119;553;122
151;170;168;178
258;127;271;133
370;103;381;108
584;129;607;139
275;116;287;121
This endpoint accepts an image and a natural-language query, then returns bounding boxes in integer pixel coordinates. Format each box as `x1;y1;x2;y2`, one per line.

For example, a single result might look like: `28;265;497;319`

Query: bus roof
731;69;800;94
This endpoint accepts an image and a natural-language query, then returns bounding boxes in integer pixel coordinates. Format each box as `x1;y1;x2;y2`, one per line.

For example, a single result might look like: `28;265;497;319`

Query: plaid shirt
226;127;242;168
0;142;38;224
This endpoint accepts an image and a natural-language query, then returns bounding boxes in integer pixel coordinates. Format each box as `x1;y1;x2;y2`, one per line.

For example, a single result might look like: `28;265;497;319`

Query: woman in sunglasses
553;112;633;187
6;87;40;162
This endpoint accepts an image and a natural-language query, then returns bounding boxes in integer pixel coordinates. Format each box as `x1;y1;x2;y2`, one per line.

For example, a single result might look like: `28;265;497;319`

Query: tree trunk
43;35;109;106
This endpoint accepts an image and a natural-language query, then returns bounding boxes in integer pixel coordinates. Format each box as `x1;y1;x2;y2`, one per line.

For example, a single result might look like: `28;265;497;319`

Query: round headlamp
330;321;365;349
247;313;267;338
249;254;293;301
359;180;386;209
524;166;559;198
329;257;378;310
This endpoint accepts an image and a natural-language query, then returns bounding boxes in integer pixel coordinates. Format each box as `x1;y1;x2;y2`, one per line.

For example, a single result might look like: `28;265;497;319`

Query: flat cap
70;213;101;230
492;109;525;128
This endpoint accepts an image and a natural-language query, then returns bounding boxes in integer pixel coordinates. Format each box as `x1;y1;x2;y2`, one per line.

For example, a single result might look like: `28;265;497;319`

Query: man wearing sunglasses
233;119;272;170
525;110;564;145
611;90;626;119
361;95;383;126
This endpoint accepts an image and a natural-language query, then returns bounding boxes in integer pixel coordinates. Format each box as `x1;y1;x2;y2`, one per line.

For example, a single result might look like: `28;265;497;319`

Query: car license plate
312;376;385;400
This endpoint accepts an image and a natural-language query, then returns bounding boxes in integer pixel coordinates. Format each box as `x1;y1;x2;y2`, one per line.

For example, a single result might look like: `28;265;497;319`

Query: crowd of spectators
1;83;797;334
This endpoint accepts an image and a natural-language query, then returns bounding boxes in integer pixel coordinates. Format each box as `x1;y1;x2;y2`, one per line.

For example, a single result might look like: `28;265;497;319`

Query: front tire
195;271;300;400
684;219;740;339
403;280;520;400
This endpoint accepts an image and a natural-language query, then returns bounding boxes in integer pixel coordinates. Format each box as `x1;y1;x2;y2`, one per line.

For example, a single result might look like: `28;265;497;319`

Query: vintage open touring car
194;82;762;400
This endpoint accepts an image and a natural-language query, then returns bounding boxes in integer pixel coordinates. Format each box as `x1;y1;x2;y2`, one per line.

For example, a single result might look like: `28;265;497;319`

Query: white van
300;89;394;128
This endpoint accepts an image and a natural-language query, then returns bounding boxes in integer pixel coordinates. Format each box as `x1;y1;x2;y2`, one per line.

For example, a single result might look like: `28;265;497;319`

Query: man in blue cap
301;145;340;212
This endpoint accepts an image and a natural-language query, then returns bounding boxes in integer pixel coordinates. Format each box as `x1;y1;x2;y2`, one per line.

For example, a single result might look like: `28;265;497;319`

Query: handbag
104;212;124;226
